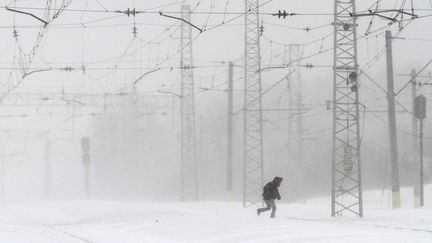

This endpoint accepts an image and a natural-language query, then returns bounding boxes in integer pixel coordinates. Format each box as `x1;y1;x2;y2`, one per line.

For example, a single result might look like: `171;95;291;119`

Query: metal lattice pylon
288;44;305;201
331;0;363;217
243;0;264;207
180;4;198;201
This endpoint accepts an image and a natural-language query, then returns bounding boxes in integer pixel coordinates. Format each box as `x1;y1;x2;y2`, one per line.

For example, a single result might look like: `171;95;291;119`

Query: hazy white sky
0;0;432;201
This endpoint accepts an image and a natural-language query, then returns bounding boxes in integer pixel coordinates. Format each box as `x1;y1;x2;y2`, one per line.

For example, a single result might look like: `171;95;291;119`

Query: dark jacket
263;177;283;200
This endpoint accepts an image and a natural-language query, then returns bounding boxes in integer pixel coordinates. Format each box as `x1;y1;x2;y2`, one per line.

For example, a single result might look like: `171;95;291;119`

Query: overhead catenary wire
1;1;432;169
395;58;432;96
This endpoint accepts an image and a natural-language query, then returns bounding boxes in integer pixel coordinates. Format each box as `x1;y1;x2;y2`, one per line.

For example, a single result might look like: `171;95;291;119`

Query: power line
10;5;432;16
395;58;432;96
1;6;337;16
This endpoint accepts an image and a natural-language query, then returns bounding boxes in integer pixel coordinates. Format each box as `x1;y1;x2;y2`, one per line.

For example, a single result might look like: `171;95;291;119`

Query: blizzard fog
0;0;432;242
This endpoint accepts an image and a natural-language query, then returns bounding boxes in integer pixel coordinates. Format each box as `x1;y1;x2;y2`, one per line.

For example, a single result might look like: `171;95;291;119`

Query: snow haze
0;0;432;242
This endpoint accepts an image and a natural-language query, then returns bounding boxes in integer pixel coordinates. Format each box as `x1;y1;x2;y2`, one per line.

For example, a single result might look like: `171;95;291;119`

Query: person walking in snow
257;177;283;218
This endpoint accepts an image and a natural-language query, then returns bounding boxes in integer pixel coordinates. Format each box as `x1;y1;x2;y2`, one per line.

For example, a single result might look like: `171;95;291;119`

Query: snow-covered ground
1;189;432;243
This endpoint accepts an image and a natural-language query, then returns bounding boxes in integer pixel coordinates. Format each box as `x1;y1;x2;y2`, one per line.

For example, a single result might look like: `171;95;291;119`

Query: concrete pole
385;30;401;208
412;69;420;207
419;118;424;207
172;96;176;131
0;147;4;205
296;50;305;203
227;62;234;191
44;141;51;199
81;137;90;199
84;163;90;199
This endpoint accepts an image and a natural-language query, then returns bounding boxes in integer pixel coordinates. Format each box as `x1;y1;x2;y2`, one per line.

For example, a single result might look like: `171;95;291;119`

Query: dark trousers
257;199;277;218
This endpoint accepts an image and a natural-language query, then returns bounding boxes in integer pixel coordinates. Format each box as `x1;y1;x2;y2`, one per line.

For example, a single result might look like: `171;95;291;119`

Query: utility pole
44;140;51;199
411;69;420;207
419;115;424;207
227;62;234;191
172;95;176;131
288;44;305;202
180;4;198;201
243;0;264;207
331;0;363;217
81;137;90;199
415;95;426;207
385;30;401;208
0;146;4;205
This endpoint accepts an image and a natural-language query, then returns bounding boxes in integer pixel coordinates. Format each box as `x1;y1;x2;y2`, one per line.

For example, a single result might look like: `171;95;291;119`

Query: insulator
343;23;350;31
132;26;138;36
12;29;19;38
349;71;358;82
125;8;136;17
343;145;353;174
277;10;288;19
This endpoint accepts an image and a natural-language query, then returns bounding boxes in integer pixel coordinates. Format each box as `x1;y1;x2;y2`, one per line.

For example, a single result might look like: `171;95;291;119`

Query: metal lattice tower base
331;0;363;217
243;0;264;207
180;4;198;201
288;44;305;201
